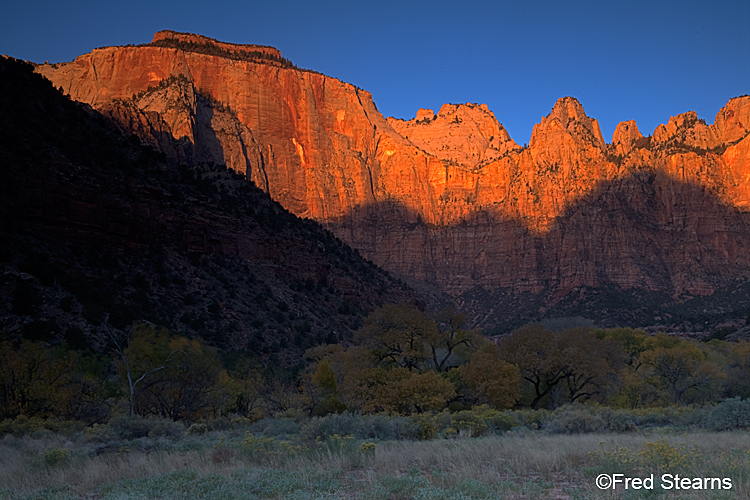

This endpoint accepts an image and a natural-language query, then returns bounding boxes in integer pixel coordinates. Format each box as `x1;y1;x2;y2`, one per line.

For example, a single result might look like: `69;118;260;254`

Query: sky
2;0;749;145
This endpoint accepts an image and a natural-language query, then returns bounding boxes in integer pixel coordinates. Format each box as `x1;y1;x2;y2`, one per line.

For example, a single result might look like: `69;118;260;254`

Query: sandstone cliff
1;56;416;360
34;31;750;313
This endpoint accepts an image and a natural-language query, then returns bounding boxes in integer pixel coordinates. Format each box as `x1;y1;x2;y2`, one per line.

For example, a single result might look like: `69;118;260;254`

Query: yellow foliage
458;345;521;409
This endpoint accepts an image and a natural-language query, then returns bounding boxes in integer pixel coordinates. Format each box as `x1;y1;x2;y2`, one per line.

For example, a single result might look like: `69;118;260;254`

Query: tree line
1;304;748;424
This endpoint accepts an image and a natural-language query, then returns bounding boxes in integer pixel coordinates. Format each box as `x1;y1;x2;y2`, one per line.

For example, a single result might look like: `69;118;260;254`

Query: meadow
1;406;748;500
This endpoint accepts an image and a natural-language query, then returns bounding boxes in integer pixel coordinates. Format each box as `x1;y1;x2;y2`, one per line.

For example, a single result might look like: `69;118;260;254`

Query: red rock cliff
35;32;750;299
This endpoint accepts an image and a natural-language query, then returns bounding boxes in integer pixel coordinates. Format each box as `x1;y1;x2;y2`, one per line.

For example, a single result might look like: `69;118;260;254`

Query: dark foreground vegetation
2;303;749;424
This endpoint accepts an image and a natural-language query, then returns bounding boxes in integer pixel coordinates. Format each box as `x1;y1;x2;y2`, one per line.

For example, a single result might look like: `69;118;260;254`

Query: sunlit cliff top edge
149;30;281;58
32;30;750;145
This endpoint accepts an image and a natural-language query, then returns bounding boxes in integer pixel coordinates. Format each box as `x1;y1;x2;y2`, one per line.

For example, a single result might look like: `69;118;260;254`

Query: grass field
1;425;748;499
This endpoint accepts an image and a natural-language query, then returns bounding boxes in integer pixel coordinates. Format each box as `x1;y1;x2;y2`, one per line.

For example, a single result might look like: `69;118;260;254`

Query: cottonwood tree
106;320;181;417
137;336;228;422
557;328;626;404
499;324;568;409
642;342;723;405
0;340;110;422
372;367;455;415
429;307;478;372
499;324;627;408
725;340;750;399
354;304;437;371
458;343;522;409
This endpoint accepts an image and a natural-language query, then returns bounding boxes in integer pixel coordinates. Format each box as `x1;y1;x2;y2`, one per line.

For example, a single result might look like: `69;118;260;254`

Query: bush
146;419;185;439
599;408;637;433
450;411;489;437
188;423;208;436
249;418;300;437
706;398;750;431
0;416;42;437
300;412;418;441
505;408;549;429
545;406;606;434
42;447;71;467
484;412;522;433
411;414;437;440
99;416;184;441
207;416;231;432
629;407;680;428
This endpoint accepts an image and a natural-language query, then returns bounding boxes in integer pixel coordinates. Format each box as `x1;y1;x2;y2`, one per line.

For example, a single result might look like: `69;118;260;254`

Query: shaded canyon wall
35;31;750;300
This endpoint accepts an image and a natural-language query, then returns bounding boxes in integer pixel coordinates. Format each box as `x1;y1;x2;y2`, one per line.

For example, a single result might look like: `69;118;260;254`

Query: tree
498;324;567;409
107;321;181;416
354;304;437;371
557;328;626;404
499;324;627;408
458;343;521;409
725;341;750;399
137;336;228;422
372;368;455;415
225;358;267;420
305;359;347;416
600;328;648;371
0;340;109;422
641;342;724;405
429;307;478;372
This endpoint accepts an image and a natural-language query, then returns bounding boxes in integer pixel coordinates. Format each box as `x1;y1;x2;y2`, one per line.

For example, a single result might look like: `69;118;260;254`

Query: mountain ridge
29;31;750;328
0;56;418;363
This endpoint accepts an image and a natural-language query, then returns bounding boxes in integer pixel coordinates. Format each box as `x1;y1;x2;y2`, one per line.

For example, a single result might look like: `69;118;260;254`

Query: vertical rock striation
35;31;750;307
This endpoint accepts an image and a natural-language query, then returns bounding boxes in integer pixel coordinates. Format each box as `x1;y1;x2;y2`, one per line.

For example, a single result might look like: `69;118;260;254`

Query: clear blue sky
3;0;748;145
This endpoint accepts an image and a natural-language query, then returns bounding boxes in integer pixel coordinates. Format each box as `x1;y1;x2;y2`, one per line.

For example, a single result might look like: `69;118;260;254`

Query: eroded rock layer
35;31;750;301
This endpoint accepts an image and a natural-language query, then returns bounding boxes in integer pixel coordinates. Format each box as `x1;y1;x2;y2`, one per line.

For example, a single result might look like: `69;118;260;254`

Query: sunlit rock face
37;31;750;299
388;102;520;167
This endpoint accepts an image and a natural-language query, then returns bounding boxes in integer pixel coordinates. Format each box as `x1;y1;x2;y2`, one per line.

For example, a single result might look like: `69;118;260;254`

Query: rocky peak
527;97;608;175
415;108;435;121
611;119;644;157
387;102;518;167
530;97;606;151
652;110;717;151
712;96;750;145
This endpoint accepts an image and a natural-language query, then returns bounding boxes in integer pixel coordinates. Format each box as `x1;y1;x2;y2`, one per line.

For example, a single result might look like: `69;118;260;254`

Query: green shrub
505;408;549;429
599;408;637;432
411;414;437;440
545;406;606;434
0;415;47;437
450;410;489;437
42;447;71;467
485;412;522;433
300;412;417;441
102;416;184;441
147;419;185;439
207;416;231;431
230;416;254;429
188;423;208;435
629;407;680;428
250;417;299;437
706;398;750;431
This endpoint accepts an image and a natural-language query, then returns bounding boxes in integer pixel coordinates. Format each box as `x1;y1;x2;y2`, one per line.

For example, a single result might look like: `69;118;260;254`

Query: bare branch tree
104;318;181;416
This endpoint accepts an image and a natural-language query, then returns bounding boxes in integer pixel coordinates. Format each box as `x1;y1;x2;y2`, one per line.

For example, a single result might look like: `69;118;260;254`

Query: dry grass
299;431;750;494
0;430;748;499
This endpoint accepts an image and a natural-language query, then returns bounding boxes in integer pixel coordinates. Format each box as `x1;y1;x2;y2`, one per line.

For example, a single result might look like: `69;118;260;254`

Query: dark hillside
0;57;417;366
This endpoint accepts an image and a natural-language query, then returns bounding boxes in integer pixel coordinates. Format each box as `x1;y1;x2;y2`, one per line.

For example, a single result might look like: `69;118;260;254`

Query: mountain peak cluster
16;30;750;331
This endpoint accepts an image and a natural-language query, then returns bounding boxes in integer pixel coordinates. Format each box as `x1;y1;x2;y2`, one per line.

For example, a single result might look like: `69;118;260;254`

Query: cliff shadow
326;170;750;330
